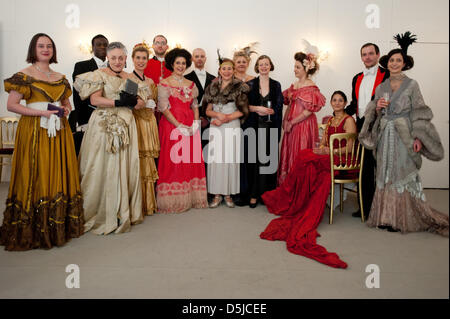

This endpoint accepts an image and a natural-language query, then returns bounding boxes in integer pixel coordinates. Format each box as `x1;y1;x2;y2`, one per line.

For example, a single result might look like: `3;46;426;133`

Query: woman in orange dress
1;33;84;251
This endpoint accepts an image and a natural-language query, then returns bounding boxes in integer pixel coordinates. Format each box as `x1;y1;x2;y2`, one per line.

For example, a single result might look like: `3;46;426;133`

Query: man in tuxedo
69;34;109;154
345;43;389;219
144;34;172;84
184;48;216;176
185;48;216;130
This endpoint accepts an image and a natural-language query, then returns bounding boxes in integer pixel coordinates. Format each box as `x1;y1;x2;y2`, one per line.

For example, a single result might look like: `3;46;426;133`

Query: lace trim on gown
156;177;207;213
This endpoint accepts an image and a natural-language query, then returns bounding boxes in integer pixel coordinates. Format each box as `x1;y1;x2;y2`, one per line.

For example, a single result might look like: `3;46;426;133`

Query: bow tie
196;70;206;76
364;68;376;76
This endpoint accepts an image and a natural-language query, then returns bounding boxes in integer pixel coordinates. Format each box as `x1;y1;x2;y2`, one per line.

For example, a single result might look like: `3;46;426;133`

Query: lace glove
177;124;191;137
115;91;138;107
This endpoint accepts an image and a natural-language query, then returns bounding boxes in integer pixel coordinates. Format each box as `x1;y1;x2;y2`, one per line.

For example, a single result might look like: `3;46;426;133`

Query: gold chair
328;132;365;224
0;117;19;182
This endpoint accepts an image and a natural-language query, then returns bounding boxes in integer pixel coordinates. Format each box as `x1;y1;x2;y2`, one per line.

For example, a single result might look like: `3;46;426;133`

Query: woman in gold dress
1;33;84;251
129;43;160;215
74;42;150;235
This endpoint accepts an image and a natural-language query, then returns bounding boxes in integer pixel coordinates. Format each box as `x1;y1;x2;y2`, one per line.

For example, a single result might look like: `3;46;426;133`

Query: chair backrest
318;123;328;141
328;132;364;173
0;117;19;149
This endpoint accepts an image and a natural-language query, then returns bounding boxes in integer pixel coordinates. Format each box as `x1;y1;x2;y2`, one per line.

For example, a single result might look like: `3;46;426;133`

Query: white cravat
358;65;378;116
194;68;206;89
93;55;107;69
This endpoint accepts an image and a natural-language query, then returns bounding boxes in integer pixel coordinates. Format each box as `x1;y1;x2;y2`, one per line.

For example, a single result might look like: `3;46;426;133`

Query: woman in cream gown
74;42;150;235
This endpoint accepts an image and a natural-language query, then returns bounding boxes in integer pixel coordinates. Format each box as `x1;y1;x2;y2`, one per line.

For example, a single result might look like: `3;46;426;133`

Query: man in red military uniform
144;34;172;84
345;43;389;220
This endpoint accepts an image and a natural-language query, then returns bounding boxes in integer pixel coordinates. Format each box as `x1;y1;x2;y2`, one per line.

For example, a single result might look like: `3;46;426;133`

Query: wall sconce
318;49;330;63
78;41;92;55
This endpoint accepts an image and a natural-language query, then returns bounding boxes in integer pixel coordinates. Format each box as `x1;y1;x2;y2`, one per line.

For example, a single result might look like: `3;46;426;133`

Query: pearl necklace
172;75;190;99
34;64;53;80
172;75;184;86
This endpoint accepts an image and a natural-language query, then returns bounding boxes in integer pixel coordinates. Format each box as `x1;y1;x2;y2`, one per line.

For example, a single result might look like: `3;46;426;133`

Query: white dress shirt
358;65;378;117
194;68;207;89
93;55;108;69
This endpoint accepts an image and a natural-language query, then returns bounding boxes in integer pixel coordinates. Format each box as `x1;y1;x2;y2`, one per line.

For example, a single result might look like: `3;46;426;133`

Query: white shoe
209;195;222;208
224;196;235;208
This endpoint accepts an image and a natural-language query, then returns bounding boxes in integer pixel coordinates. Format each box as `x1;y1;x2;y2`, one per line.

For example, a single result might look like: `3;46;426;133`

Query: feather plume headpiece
300;39;320;72
234;42;259;60
217;49;233;67
393;31;417;54
240;41;259;58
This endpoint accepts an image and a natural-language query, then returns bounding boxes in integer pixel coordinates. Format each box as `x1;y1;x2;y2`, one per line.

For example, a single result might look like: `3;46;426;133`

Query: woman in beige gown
74;42;150;235
129;43;160;215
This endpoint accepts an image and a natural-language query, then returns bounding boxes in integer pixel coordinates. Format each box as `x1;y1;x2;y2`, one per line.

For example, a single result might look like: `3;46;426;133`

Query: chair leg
0;158;3;183
359;179;365;223
330;183;335;224
340;183;344;213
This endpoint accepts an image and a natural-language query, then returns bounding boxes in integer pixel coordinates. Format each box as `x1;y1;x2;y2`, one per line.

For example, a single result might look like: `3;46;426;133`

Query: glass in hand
266;100;272;123
381;92;390;115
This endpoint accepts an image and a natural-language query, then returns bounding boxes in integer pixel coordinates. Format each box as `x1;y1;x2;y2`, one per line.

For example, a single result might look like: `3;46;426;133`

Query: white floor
0;182;448;299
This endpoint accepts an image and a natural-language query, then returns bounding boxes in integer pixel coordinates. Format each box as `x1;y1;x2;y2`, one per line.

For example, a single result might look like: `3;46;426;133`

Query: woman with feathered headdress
359;31;448;235
233;42;258;82
202;51;249;208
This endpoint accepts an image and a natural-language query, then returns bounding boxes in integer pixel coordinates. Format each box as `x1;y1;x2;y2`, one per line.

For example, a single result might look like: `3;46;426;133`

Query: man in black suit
69;34;109;154
345;43;389;219
184;48;216;148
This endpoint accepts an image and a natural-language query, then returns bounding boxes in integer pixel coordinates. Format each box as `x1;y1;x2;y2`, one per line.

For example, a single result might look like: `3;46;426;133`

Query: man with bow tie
184;48;216;149
70;34;109;154
345;43;389;220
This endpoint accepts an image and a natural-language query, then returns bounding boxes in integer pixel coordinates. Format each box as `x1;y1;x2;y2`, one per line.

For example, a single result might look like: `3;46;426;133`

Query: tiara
133;40;152;53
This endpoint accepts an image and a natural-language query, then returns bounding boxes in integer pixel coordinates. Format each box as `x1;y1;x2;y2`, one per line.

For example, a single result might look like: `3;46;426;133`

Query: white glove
146;99;156;109
190;120;201;135
47;114;58;138
177;124;191;137
55;115;61;131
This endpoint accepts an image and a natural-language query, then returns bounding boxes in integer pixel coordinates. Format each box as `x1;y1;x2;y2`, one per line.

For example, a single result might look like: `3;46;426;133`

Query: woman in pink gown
278;52;326;185
261;91;357;269
156;48;208;213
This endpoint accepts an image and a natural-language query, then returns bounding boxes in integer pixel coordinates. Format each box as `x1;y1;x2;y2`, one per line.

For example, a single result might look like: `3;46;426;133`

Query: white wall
0;0;448;187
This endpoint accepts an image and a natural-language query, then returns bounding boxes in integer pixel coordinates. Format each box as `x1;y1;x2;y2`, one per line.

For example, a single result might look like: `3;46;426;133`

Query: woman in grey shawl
359;32;448;236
